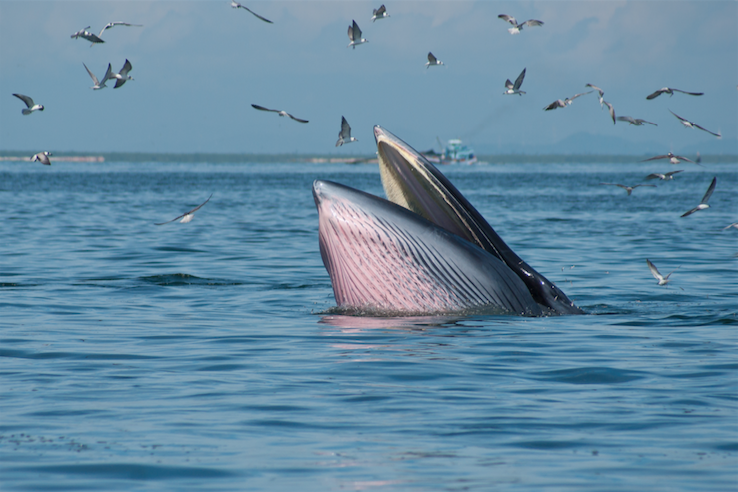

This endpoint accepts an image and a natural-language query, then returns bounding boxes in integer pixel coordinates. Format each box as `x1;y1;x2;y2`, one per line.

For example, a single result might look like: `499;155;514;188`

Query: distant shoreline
1;152;736;164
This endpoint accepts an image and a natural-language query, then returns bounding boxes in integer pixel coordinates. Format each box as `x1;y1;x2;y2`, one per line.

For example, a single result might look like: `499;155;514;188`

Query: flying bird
155;194;213;226
498;15;544;35
670;110;721;138
646;87;703;100
371;5;389;22
543;91;592;110
31;151;52;166
425;52;444;68
599;183;656;196
603;100;616;124
110;59;134;88
348;20;368;49
723;222;738;231
336;116;358;147
12;94;44;115
645;170;684;181
585;83;605;108
681;177;716;217
83;62;112;90
231;2;273;23
251;104;308;123
98;21;143;37
646;259;677;286
503;68;526;95
641;152;694;165
617;116;657;126
70;27;105;45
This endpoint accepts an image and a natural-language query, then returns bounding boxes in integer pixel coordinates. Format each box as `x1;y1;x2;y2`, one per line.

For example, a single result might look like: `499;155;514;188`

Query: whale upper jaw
373;125;583;315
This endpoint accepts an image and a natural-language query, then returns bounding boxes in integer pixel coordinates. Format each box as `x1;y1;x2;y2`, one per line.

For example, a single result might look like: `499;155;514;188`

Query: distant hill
472;132;738;156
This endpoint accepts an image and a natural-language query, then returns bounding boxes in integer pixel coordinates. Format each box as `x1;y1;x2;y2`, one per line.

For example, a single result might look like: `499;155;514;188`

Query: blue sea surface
1;159;736;491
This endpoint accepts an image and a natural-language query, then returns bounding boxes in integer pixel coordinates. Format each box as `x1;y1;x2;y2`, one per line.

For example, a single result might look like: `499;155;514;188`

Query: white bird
599;183;656;196
543;91;592;110
646;87;703;100
498;14;544;35
425;52;444;68
155;194;213;225
681;176;717;217
641;152;694;165
230;2;273;23
371;5;389;22
251;104;309;123
70;26;105;45
585;83;605;108
12;94;44;115
645;170;684;181
98;21;143;38
646;259;677;286
603;100;616;124
723;222;738;231
617;116;657;126
348;20;367;48
670;110;721;138
83;62;112;90
336;116;358;147
503;68;526;95
110;59;134;88
31;151;52;166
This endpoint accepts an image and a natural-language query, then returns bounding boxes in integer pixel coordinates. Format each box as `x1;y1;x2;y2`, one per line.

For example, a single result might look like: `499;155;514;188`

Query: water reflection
318;314;463;333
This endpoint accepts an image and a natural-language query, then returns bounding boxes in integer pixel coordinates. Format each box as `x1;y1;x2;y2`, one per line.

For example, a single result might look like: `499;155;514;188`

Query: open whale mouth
312;126;583;316
373;126;583;315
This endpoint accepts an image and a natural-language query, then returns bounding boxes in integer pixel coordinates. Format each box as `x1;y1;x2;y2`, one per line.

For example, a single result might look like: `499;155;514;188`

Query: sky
1;0;736;155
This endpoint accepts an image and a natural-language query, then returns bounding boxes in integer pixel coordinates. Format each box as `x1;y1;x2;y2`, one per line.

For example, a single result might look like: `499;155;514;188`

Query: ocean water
1;159;736;491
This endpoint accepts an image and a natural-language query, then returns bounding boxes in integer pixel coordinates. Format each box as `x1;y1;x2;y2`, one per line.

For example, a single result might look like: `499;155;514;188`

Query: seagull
110;59;134;88
670;110;721;138
723;222;738;231
617;116;657;126
646;259;677;286
348;20;368;49
98;21;143;38
645;170;684;181
371;5;389;22
425;52;444;68
83;62;112;90
12;94;44;115
681;176;717;217
503;68;526;95
70;26;105;45
585;83;605;108
251;104;308;123
641;152;694;165
603;100;616;124
498;14;544;35
336;116;358;147
543;91;592;110
155;194;213;225
646;87;703;100
230;2;273;23
31;151;52;166
599;182;656;195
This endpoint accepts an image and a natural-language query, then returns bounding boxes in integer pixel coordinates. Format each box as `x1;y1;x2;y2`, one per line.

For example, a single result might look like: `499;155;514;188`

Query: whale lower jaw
314;180;546;317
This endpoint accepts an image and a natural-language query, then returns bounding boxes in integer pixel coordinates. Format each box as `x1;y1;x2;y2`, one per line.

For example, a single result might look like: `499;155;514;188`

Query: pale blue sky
1;0;736;154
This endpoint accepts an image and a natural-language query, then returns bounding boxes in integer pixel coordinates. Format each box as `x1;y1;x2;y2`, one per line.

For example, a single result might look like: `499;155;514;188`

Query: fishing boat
422;138;478;165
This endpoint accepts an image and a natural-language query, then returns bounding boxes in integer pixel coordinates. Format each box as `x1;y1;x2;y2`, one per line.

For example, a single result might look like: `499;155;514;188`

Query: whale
313;126;583;316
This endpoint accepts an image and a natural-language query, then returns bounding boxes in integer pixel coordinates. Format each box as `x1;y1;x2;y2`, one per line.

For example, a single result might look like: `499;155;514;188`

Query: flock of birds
10;4;732;285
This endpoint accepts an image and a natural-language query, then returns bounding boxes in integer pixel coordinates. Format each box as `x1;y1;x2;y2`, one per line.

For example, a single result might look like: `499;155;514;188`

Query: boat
422;138;478;165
